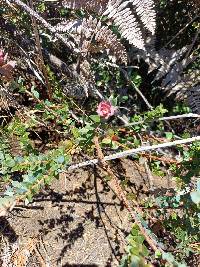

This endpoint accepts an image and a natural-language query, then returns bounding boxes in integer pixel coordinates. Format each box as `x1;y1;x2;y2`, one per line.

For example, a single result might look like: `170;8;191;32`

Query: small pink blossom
97;101;116;119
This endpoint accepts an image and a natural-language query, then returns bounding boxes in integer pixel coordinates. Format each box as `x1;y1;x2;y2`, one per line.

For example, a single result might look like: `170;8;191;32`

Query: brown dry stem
93;135;164;255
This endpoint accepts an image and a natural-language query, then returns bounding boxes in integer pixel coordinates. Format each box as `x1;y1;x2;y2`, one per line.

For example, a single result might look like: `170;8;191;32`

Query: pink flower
97;101;116;119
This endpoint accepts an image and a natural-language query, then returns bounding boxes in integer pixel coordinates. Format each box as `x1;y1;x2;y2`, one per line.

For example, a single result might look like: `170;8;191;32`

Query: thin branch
93;136;162;253
185;26;200;59
68;136;200;170
28;0;53;100
159;113;200;120
9;0;75;50
121;113;200;128
141;152;180;165
164;14;200;48
120;68;153;110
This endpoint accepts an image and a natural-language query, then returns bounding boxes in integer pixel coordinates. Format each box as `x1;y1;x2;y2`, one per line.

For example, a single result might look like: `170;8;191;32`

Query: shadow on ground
0;158;175;266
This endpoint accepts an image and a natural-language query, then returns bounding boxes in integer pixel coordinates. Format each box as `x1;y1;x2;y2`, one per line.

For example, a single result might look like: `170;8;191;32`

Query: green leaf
31;86;40;99
71;127;80;138
109;96;118;106
190;191;200;204
130;255;142;267
111;141;119;150
90;115;101;123
155;250;162;258
122;95;128;101
0;196;15;209
11;181;21;188
16;187;27;194
119;256;128;267
165;132;173;140
5;187;14;196
131;72;142;87
96;81;102;86
56;155;65;164
134;138;140;146
102;138;111;145
27;193;33;202
5;158;15;168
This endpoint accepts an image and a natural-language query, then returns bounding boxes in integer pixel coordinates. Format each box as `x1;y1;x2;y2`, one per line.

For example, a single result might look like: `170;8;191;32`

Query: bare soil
0;158;176;267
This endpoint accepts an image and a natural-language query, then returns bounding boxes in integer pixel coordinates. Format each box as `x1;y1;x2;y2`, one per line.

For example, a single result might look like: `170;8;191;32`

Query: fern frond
167;70;200;99
130;0;156;34
55;16;128;63
152;46;189;82
187;86;200;114
54;19;83;33
94;25;128;63
62;0;156;51
63;0;108;14
103;0;145;49
162;54;197;88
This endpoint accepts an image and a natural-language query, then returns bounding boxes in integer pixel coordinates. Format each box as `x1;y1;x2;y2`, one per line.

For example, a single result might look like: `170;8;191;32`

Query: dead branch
68;136;200;170
93;136;163;254
28;0;53;100
8;0;75;50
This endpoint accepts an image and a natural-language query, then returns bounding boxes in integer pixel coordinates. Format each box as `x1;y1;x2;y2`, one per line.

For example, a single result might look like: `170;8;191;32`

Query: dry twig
68;135;200;170
120;68;153;110
8;0;75;50
28;0;52;100
93;136;163;253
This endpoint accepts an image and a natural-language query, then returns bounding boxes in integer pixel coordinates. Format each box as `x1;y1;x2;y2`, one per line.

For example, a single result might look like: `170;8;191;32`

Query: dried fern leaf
130;0;156;34
62;0;157;51
55;16;128;63
63;0;108;14
192;0;200;7
94;25;128;63
162;54;197;88
166;70;200;99
187;86;200;114
62;1;144;50
62;81;89;99
83;16;128;63
79;16;100;39
152;46;189;82
54;19;83;33
80;59;92;80
103;0;145;49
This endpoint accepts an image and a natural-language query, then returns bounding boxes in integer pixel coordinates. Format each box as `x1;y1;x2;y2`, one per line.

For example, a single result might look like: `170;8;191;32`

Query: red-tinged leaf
111;135;120;141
